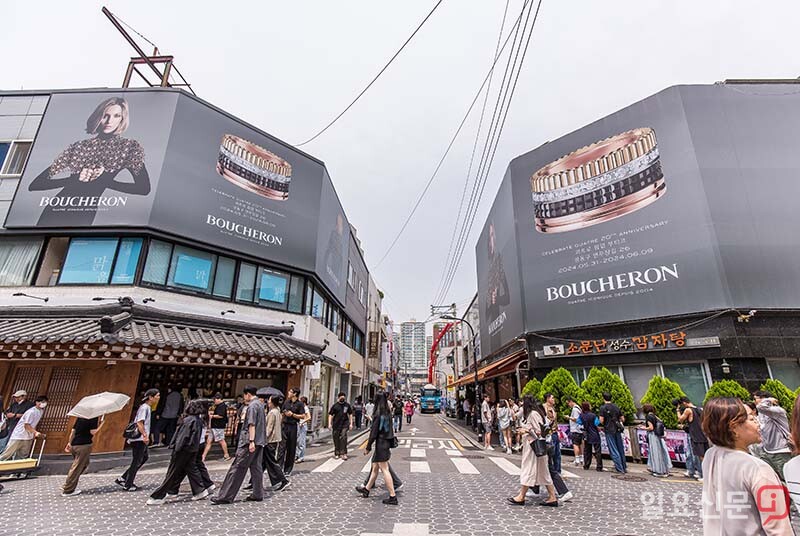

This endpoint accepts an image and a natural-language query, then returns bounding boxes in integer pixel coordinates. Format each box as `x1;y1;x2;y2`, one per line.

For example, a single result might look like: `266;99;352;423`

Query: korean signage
368;331;379;359
537;334;719;358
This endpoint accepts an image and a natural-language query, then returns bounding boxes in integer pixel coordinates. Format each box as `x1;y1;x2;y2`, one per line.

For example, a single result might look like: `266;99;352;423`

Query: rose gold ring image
530;128;666;233
216;134;292;201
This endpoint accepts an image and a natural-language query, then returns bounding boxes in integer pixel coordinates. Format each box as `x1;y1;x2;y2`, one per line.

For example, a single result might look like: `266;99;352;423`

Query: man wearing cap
0;395;48;461
116;388;160;491
0;390;34;454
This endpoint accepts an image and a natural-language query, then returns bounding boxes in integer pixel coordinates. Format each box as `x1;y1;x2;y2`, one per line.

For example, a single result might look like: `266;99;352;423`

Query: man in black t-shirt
279;388;305;476
202;393;230;462
598;392;627;474
328;393;353;460
62;415;104;496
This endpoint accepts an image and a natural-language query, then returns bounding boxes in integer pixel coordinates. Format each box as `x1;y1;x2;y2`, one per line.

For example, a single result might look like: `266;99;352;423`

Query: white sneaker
696;477;703;483
206;484;216;493
146;498;165;505
165;493;179;502
506;448;512;454
191;489;209;501
684;471;693;478
559;491;574;502
61;489;82;497
526;489;537;498
485;446;494;451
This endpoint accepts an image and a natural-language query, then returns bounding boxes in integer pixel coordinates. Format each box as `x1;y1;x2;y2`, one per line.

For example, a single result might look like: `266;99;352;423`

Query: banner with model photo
5;90;351;303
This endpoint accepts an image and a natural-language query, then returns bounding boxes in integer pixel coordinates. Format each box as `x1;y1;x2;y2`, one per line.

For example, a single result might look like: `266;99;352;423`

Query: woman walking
61;415;105;497
641;404;672;478
579;403;602;471
498;400;513;455
508;396;558;507
146;400;209;505
701;397;793;534
404;399;415;425
356;393;398;505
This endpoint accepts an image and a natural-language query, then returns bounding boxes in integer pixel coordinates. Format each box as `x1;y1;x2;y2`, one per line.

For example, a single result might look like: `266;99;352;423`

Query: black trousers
583;441;603;471
363;462;402;488
332;428;349;456
355;411;363;429
150;449;202;499
167;449;213;495
405;414;412;424
121;441;148;488
159;418;178;445
532;451;569;496
280;424;298;474
265;442;288;487
217;445;264;501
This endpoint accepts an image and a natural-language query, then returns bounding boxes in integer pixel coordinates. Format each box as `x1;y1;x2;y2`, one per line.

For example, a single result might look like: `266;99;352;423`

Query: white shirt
10;406;43;441
569;406;583;433
364;403;375;419
481;401;492;422
128;403;152;443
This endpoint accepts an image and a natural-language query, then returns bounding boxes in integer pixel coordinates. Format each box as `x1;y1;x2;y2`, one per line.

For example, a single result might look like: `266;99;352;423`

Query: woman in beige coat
508;396;558;507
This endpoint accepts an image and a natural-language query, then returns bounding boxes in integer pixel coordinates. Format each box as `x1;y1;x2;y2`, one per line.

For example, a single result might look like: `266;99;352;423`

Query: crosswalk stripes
561;469;580;479
444;449;462;457
488;456;521;475
409;449;427;458
361;460;372;473
449;457;480;474
410;461;431;473
312;458;345;473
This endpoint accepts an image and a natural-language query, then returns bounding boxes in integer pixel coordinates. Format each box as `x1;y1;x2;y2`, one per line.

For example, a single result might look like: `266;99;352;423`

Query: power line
433;0;534;304
373;2;532;268
295;0;444;147
434;0;543;305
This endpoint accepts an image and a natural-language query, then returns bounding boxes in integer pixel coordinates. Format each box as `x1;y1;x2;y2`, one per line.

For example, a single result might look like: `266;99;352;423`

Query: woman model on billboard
29;96;151;226
486;221;510;349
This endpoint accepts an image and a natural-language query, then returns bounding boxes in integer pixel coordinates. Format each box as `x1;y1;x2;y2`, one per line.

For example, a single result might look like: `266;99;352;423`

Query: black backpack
654;417;666;438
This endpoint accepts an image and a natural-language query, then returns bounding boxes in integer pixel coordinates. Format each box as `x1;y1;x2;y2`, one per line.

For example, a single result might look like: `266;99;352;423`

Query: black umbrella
256;386;284;398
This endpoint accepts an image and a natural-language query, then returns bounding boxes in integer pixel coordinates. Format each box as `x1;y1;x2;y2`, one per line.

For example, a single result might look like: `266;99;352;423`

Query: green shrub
539;367;588;422
703;379;750;404
521;378;543;399
640;376;686;429
581;367;636;423
760;379;796;415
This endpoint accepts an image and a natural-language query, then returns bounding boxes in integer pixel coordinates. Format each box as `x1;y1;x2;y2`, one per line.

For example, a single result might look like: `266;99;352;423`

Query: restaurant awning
0;299;324;371
446;350;526;388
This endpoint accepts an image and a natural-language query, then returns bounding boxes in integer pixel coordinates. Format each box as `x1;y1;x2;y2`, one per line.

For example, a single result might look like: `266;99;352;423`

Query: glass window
1;141;32;175
0;238;42;286
110;238;142;284
304;281;314;315
59;238;118;284
354;330;363;354
622;364;661;412
345;322;353;346
347;262;355;288
663;363;708;407
236;263;257;302
142;240;173;285
769;360;800;391
168;245;216;293
287;275;304;313
358;281;365;305
0;143;10;170
565;367;585;384
212;256;236;298
311;289;324;321
257;268;289;306
330;306;339;335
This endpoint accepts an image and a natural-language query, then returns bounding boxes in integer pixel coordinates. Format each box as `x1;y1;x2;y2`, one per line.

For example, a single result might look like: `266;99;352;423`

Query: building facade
399;320;427;392
0;88;370;452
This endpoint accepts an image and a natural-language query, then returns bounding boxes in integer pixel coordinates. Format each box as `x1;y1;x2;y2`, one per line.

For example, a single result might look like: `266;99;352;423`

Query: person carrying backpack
640;404;672;477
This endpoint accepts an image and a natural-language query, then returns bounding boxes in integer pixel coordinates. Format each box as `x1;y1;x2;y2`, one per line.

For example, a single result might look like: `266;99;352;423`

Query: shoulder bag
123;421;141;440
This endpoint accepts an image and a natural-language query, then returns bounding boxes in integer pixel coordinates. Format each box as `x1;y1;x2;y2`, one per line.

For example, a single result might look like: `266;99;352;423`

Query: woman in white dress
508;396;558;507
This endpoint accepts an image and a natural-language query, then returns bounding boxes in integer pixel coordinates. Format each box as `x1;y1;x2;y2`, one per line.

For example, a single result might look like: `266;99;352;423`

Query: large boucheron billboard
5;90;351;303
476;83;800;350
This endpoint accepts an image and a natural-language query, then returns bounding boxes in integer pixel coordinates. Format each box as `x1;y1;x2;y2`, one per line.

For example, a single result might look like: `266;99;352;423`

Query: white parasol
67;392;131;419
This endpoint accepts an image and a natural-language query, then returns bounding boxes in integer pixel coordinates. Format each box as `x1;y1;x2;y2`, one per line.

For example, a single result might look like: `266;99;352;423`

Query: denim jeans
685;441;703;478
0;433;11;455
393;415;401;432
605;431;627;473
296;423;307;460
550;432;562;473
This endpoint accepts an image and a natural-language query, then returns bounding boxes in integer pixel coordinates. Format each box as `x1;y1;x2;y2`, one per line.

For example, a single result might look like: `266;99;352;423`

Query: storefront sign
536;334;719;358
368;331;379;359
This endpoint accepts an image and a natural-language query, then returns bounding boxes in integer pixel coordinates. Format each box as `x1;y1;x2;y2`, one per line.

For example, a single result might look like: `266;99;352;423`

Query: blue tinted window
167;245;215;293
236;263;257;302
0;143;10;170
110;238;142;284
60;238;118;284
142;240;172;285
258;269;289;305
212;256;235;298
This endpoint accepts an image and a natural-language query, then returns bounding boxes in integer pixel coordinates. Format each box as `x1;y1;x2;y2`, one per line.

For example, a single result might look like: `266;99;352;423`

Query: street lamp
441;314;481;438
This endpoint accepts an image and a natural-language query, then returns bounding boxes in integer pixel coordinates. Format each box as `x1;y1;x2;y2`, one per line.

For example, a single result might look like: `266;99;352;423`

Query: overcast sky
5;1;799;325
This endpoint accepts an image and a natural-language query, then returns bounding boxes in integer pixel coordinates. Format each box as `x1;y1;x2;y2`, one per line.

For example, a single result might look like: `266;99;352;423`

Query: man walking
364;398;375;428
677;396;707;482
543;393;562;473
202;393;230;462
481;394;494;451
62;415;105;497
598;392;627;474
212;386;267;504
752;390;792;480
0;395;47;461
117;388;159;491
0;390;34;454
329;392;354;460
296;396;311;463
157;386;183;447
265;395;290;492
280;388;305;476
566;397;584;467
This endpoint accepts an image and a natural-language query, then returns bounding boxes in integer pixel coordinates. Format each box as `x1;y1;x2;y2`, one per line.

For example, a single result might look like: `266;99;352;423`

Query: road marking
452;439;464;451
361;522;460;535
410;461;431;473
362;460;372;473
312;458;344;473
445;449;462;457
488;457;521;475
410;448;427;458
561;469;581;479
450;457;479;474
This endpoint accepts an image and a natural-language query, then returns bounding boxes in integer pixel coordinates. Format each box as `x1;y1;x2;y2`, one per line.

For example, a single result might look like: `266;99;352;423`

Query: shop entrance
135;363;288;401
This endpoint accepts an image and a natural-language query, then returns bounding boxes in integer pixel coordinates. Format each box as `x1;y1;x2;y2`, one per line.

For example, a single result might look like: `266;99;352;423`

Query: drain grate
612;474;647;482
460;454;484;460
